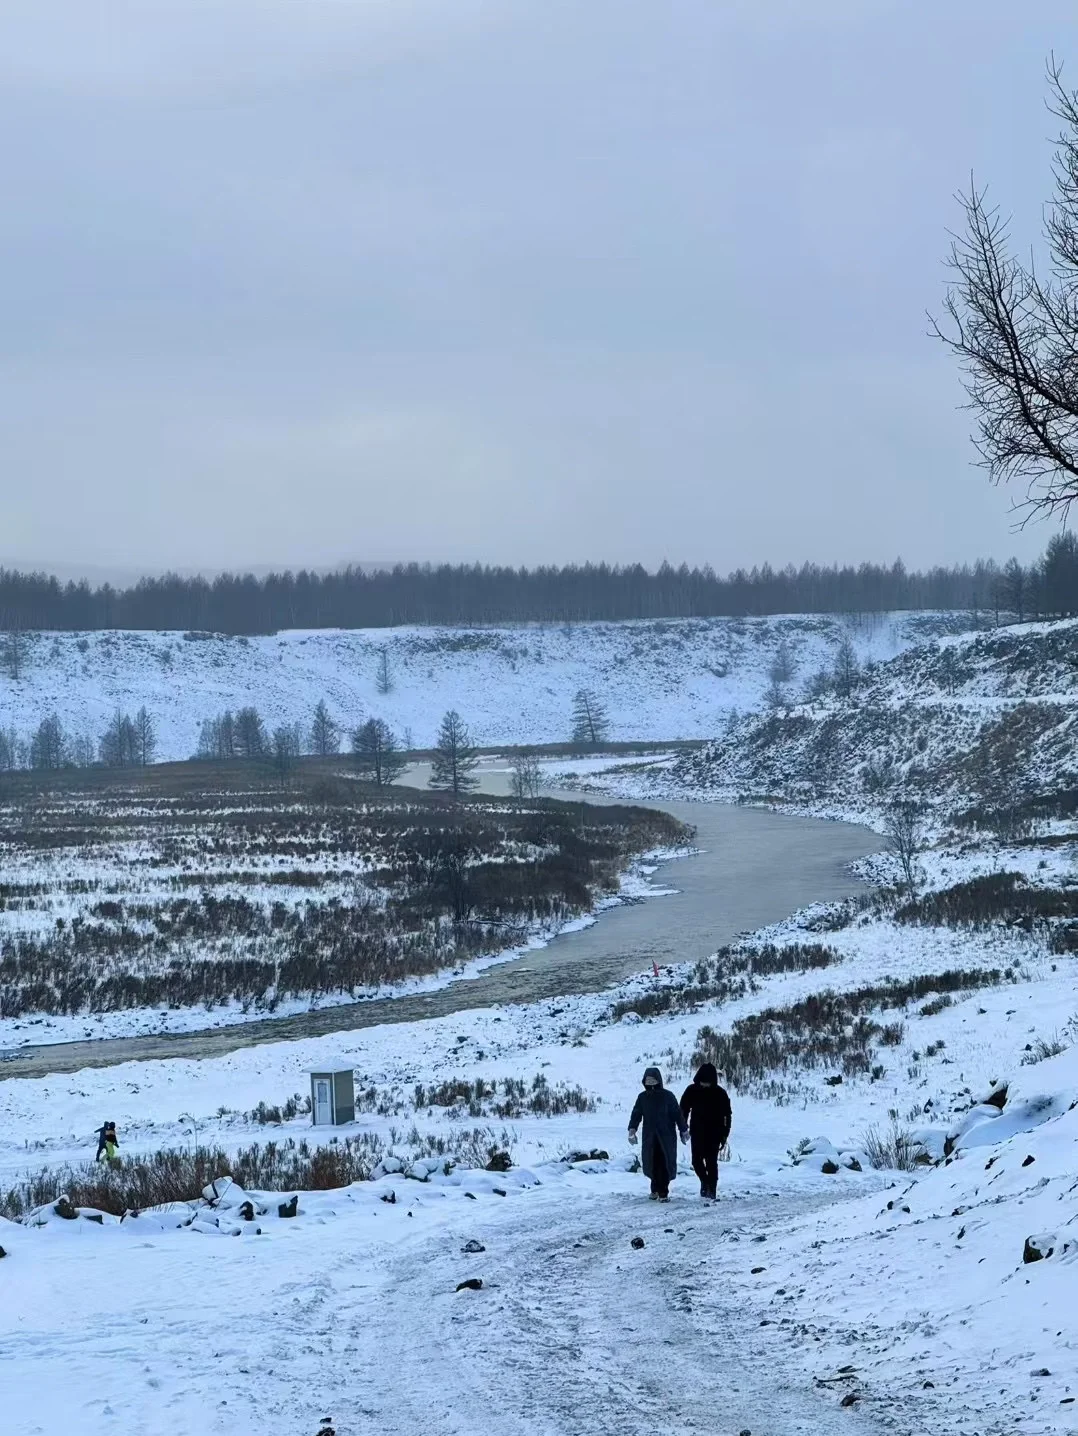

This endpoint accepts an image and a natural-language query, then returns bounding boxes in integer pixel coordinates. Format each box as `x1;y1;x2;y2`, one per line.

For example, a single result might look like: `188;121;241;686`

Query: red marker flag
652;961;660;978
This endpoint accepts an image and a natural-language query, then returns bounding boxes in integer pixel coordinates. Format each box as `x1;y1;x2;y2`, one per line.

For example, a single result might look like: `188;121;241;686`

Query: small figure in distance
627;1066;688;1201
679;1062;731;1201
95;1120;119;1163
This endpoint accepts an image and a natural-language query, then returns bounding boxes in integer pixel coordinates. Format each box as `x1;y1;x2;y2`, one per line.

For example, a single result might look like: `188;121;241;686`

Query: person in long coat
679;1062;732;1200
627;1067;688;1199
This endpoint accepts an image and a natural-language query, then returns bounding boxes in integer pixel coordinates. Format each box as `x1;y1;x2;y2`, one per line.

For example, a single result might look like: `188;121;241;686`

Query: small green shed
310;1063;355;1127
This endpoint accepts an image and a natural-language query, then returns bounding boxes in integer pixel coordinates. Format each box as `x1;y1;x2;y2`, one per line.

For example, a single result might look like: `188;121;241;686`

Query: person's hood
641;1066;664;1088
694;1063;718;1085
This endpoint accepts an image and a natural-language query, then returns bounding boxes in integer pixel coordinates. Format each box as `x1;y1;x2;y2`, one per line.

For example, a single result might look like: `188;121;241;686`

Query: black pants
691;1137;721;1196
650;1143;670;1197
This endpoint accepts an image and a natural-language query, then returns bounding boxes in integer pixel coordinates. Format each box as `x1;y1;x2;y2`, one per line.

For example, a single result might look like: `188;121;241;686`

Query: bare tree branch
931;59;1078;524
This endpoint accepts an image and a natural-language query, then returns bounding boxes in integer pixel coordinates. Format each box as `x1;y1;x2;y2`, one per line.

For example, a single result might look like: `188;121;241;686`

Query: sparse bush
862;1118;921;1171
1;1126;517;1220
692;969;1003;1092
1021;1034;1070;1065
413;1074;595;1119
609;943;841;1022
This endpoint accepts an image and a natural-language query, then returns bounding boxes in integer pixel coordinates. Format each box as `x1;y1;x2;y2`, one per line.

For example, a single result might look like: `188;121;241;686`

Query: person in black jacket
679;1063;731;1200
95;1120;119;1162
628;1066;688;1200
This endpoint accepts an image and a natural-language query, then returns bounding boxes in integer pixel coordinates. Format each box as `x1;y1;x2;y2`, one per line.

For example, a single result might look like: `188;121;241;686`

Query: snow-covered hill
650;618;1078;821
0;612;966;761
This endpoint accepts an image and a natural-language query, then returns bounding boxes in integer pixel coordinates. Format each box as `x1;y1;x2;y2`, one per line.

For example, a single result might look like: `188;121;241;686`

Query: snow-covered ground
3;811;1078;1433
4;613;1078;1434
0;852;678;1051
0;611;964;758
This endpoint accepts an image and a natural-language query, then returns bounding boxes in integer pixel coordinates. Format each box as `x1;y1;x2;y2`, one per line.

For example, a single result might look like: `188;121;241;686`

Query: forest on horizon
0;536;1075;635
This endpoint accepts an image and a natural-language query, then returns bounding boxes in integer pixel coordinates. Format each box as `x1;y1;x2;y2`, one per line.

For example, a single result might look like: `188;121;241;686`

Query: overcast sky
1;1;1074;579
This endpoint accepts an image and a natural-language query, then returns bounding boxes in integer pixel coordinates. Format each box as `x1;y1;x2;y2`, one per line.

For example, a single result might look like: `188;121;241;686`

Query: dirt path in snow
1;783;880;1080
321;1184;896;1436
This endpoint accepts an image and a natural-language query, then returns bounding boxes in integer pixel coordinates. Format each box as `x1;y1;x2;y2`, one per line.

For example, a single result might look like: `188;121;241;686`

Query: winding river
1;766;880;1078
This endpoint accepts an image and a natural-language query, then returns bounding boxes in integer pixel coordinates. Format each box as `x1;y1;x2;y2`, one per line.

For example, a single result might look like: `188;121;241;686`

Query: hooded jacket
628;1067;688;1182
679;1063;732;1147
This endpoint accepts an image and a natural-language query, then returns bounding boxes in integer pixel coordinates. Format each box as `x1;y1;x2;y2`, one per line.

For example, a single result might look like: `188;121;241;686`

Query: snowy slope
0;612;965;760
621;617;1078;821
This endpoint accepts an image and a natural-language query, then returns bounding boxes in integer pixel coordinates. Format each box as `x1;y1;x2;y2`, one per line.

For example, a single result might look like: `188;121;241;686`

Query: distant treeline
1;537;1077;634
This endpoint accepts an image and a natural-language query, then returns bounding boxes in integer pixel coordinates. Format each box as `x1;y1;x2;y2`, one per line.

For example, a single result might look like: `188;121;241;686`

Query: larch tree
832;638;860;700
571;689;610;747
429;710;478;796
233;706;268;759
310;699;340;756
352;717;407;787
134;707;157;766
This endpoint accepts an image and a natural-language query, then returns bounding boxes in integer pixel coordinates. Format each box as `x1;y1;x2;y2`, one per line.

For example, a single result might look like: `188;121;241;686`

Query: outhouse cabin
310;1064;355;1127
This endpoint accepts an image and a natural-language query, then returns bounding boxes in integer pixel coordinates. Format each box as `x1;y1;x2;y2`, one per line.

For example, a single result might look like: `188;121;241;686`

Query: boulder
53;1197;77;1221
278;1195;299;1219
820;1159;840;1175
461;1239;486;1254
485;1150;512;1173
1024;1234;1053;1263
203;1176;238;1206
630;1236;645;1250
456;1278;483;1292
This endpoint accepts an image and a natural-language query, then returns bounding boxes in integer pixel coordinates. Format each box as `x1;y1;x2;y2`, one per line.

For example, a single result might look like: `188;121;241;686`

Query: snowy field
4;614;1078;1434
0;611;965;759
4;811;1078;1434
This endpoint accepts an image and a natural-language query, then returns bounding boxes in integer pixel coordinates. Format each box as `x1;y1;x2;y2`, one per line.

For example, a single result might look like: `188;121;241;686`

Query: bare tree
30;714;67;770
436;826;480;923
352;717;407;787
932;58;1078;523
833;638;860;699
272;724;300;786
375;647;393;696
429;709;479;796
571;689;610;747
70;733;96;768
99;710;138;768
0;726;17;772
309;699;340;756
509;749;543;801
885;801;924;898
1002;557;1027;622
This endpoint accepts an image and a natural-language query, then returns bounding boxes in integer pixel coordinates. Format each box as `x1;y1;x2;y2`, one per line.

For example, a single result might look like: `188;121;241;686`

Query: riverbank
0;763;881;1077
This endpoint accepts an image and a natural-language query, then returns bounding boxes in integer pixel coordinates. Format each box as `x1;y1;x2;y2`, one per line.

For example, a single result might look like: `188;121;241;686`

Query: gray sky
1;1;1073;578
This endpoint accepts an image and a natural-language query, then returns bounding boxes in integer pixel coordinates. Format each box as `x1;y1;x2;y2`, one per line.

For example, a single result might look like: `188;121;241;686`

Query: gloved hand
679;1130;689;1145
627;1129;638;1146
